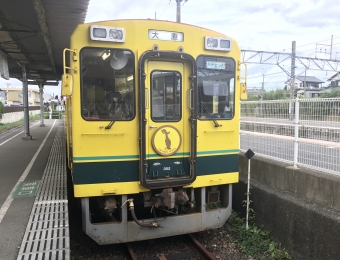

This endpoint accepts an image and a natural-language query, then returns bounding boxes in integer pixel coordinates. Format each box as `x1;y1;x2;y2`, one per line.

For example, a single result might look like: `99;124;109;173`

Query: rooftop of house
327;72;340;81
295;76;324;83
285;76;324;84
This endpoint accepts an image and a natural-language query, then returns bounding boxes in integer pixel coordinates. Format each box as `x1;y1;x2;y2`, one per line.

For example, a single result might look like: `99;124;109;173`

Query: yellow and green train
62;19;247;244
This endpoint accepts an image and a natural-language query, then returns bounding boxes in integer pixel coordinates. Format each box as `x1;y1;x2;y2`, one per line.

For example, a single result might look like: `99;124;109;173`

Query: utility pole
330;35;333;59
261;74;265;100
176;0;182;23
289;41;296;121
260;73;264;117
304;66;307;88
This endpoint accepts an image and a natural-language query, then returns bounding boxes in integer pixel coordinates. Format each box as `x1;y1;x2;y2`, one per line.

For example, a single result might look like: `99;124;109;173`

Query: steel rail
187;234;216;260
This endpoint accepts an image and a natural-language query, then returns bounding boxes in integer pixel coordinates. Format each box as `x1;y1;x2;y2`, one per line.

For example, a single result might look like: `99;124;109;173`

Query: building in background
327;72;340;88
247;87;262;96
0;88;53;106
285;76;324;98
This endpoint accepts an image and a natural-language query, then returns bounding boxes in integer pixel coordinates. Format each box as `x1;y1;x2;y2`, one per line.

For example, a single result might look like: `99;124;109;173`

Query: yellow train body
63;19;244;244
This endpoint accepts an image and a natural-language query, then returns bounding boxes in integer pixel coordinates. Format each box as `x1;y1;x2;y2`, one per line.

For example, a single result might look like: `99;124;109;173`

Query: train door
139;53;197;189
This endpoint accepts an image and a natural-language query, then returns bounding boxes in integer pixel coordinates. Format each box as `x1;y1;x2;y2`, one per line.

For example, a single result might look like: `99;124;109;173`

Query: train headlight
93;28;107;38
109;29;124;40
90;25;125;42
205;36;232;51
207;38;218;48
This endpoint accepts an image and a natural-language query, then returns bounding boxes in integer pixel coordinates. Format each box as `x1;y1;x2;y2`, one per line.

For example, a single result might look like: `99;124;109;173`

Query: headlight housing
205;36;231;51
90;25;125;42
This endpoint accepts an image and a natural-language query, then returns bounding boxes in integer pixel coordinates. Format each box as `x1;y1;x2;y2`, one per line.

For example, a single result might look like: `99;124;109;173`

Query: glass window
80;48;135;121
151;71;181;122
197;56;235;119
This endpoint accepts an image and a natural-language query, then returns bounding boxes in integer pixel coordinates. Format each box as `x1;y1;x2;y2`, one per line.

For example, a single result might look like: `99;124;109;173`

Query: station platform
0;119;69;260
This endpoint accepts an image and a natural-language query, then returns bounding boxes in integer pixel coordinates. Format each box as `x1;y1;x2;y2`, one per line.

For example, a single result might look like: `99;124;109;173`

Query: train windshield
80;48;135;121
196;56;235;119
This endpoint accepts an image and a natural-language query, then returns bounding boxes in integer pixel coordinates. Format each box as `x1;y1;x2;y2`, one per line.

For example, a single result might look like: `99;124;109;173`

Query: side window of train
196;56;235;120
80;48;135;121
151;71;182;122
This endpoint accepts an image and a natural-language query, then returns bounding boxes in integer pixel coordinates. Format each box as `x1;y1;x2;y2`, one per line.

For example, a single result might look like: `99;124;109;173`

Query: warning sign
12;180;40;198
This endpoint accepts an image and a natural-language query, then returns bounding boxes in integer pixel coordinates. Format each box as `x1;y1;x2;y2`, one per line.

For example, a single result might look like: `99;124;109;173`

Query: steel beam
32;0;58;81
241;49;340;77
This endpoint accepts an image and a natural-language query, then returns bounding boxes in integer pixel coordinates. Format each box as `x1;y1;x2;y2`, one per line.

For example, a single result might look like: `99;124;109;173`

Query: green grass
0;114;41;134
227;211;291;260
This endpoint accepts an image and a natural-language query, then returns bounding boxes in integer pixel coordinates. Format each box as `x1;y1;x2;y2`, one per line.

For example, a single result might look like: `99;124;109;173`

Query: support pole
22;64;32;140
244;149;255;230
293;98;300;168
246;158;251;230
261;73;264;117
39;82;45;127
330;35;333;59
176;0;182;23
289;41;296;121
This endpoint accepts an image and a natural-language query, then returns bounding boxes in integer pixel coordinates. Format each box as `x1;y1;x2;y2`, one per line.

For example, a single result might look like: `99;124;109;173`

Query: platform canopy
0;0;90;85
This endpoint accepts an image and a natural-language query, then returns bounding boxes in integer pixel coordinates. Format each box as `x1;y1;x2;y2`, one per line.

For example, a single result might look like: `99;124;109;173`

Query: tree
0;102;4;120
319;89;340;98
247;94;260;101
263;89;290;100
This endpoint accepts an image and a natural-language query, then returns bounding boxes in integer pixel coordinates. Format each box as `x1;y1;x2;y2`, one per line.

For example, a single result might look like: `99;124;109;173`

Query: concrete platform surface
0;119;59;260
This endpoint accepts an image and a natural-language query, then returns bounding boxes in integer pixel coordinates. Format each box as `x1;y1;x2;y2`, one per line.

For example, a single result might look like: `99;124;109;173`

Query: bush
227;212;291;259
0;102;3;120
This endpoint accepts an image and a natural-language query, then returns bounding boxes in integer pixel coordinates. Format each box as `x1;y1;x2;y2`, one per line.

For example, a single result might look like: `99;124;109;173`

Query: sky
1;0;340;94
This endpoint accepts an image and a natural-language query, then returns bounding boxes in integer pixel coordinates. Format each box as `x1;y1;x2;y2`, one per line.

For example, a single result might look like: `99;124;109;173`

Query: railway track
126;234;215;260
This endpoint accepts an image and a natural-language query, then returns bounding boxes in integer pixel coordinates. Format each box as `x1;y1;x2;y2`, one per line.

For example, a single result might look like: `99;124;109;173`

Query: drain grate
17;122;70;260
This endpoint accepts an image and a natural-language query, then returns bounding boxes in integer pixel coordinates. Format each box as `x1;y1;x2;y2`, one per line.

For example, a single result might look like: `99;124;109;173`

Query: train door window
151;71;182;122
196;56;235;119
80;48;135;121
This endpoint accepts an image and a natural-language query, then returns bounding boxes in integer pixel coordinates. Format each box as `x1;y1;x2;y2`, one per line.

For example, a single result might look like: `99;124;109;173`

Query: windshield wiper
105;119;116;129
201;102;222;127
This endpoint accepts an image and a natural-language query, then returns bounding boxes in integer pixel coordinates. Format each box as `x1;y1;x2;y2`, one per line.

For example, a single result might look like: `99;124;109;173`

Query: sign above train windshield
148;30;184;42
206;61;226;70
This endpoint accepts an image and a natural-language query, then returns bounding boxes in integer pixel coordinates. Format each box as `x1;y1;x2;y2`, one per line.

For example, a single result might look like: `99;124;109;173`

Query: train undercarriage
81;184;232;244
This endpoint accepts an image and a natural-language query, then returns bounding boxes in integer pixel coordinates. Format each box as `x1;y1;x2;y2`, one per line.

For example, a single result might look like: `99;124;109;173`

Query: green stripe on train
72;154;239;184
73;149;238;161
73;155;139;161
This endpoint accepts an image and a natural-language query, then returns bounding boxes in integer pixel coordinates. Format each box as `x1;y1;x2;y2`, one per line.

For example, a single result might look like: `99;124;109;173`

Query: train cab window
196;56;235;120
80;48;135;121
151;71;182;122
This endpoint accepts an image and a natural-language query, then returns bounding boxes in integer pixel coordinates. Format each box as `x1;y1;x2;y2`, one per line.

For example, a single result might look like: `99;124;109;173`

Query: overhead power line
158;0;171;20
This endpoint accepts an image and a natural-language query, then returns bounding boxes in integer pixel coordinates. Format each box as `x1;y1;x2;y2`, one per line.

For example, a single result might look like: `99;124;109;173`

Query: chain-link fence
240;98;340;175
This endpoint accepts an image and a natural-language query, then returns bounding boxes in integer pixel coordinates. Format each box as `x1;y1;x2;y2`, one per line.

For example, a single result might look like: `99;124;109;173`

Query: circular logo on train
151;125;182;156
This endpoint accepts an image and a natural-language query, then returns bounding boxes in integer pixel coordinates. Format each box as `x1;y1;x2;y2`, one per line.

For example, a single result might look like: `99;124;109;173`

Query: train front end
62;20;244;244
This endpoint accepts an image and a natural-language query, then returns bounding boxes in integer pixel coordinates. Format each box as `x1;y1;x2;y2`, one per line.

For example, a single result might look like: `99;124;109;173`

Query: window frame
79;47;135;121
150;69;182;122
196;55;236;120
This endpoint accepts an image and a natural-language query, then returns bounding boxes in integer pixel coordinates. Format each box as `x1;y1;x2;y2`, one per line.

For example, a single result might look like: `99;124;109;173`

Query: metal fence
240;98;340;175
43;111;63;119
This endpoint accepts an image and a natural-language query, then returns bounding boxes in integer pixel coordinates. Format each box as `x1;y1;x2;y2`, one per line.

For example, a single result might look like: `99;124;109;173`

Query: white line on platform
0;121;40;147
0;120;57;224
